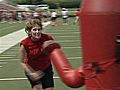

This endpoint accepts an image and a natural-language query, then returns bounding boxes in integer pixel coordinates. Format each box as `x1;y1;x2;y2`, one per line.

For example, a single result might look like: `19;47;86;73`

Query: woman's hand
29;70;45;81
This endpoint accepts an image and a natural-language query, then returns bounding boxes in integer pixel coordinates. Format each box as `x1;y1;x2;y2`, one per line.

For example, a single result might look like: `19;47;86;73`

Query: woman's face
30;26;42;41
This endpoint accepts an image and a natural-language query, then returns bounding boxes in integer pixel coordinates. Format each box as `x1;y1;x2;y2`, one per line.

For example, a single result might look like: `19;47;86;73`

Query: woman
20;17;54;90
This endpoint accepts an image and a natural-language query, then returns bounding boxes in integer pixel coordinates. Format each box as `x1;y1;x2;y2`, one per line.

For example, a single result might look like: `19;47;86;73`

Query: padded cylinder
79;0;120;90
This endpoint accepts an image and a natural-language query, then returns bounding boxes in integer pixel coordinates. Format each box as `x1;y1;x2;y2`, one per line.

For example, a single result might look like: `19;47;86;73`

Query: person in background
17;11;22;22
61;8;69;24
20;17;55;90
50;10;57;26
33;11;40;19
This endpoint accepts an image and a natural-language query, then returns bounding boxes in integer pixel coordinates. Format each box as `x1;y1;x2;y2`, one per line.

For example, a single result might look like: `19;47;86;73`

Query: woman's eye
33;28;41;31
38;29;41;31
33;29;37;31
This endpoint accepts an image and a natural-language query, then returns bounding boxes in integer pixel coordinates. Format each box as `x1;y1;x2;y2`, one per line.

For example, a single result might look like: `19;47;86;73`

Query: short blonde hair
25;18;42;35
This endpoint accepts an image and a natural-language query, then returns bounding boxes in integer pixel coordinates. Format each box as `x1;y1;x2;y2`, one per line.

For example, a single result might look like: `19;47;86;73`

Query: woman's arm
20;45;44;80
20;45;32;73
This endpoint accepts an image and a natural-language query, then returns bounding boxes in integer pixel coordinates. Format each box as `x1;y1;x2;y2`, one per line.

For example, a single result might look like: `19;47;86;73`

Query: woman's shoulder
42;33;54;40
21;37;31;44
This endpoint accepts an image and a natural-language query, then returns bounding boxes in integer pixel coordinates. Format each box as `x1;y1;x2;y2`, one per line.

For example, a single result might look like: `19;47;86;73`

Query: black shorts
25;65;54;89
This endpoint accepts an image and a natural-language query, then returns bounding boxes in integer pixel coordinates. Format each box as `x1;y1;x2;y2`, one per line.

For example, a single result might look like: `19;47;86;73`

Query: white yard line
55;36;79;37
0;62;8;64
49;32;80;35
0;59;18;61
57;40;80;43
0;55;17;57
0;76;60;81
62;47;81;49
0;57;16;58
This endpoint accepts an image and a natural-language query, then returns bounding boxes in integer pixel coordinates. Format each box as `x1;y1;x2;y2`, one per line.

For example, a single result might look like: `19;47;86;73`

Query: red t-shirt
21;33;54;71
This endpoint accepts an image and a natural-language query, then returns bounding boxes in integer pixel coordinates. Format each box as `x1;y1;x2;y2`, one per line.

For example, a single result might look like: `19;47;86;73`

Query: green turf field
0;21;25;37
0;18;85;90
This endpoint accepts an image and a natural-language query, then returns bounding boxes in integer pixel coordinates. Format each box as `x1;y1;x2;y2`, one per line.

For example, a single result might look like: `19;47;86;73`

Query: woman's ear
25;29;31;36
28;31;32;36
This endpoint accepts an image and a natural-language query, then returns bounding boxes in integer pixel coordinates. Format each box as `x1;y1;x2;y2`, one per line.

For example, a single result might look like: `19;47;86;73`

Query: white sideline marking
0;76;60;81
0;28;26;54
